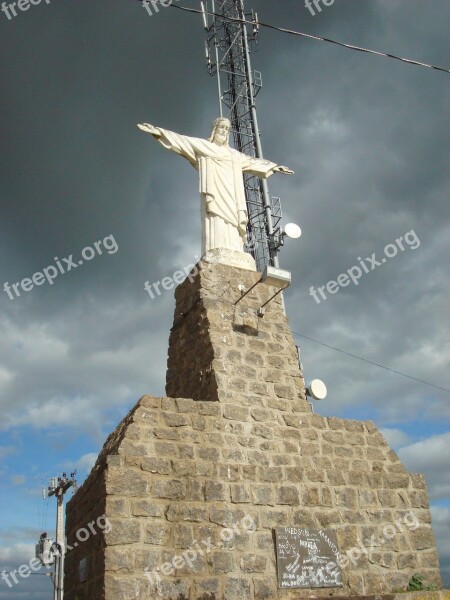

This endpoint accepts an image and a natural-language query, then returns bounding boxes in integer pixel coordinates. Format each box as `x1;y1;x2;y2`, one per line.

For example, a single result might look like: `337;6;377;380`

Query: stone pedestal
64;261;442;600
166;261;307;406
203;248;257;272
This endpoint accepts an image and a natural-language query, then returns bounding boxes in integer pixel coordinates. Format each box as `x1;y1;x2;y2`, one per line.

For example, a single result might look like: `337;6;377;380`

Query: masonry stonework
65;261;442;600
166;260;308;406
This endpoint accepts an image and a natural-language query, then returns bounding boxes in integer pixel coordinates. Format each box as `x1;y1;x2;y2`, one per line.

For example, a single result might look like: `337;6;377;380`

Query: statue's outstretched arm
243;156;294;179
137;123;162;138
138;123;199;167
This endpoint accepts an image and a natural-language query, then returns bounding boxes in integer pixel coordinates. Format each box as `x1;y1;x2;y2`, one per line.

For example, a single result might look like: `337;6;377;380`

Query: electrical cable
136;1;450;74
292;331;450;393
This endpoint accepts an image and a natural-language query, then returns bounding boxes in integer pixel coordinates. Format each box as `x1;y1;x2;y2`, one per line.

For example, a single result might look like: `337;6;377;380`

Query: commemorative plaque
274;527;342;589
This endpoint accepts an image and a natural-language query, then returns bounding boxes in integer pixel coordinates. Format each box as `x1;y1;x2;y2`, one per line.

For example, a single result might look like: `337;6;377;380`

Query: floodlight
235;266;292;319
260;266;291;289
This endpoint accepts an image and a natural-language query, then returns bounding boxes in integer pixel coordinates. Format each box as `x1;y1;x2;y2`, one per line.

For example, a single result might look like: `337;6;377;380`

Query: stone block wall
65;394;441;600
65;260;442;599
166;261;308;407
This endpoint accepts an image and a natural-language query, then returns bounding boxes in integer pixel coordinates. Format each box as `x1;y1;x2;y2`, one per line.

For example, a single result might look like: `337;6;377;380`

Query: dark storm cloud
0;0;448;464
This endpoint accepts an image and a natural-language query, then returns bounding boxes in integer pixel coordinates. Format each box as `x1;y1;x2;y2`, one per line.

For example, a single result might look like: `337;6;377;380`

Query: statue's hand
238;226;247;238
238;211;247;237
137;123;162;137
274;165;295;175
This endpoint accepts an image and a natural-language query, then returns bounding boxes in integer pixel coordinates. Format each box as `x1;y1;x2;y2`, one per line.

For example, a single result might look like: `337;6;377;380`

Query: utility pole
202;0;286;270
47;473;76;600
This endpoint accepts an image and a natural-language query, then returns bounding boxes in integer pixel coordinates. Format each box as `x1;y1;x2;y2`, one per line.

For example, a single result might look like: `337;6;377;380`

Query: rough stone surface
65;262;442;599
165;261;309;407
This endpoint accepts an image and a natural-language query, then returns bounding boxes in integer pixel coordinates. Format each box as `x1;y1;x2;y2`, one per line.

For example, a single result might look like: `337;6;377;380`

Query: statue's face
213;120;231;146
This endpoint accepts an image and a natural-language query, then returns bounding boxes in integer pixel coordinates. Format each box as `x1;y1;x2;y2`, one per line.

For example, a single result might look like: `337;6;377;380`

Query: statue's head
208;117;231;146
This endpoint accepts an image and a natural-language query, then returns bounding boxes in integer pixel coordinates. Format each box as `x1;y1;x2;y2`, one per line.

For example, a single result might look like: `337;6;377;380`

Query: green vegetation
407;573;438;592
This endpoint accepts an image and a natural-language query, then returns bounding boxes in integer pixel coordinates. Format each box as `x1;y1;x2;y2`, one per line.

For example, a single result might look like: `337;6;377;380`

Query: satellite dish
284;223;302;239
306;379;327;401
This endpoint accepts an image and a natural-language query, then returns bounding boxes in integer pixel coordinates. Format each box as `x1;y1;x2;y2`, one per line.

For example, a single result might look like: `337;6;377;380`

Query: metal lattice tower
201;0;283;270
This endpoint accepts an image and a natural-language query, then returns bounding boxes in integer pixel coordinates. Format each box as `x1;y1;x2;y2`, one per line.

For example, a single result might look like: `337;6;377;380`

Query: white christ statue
138;117;294;262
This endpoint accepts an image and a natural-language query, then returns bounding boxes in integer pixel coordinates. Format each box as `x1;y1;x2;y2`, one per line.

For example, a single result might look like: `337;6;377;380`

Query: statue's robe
156;128;278;254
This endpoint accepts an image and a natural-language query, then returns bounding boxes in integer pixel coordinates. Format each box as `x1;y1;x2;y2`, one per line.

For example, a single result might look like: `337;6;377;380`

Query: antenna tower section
202;0;283;270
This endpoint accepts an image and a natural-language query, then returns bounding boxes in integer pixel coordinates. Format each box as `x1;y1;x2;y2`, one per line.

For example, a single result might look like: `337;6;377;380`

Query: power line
293;331;450;394
149;2;450;74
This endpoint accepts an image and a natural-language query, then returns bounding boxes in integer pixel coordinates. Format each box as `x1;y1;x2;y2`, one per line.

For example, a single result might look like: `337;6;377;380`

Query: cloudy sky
0;0;449;596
